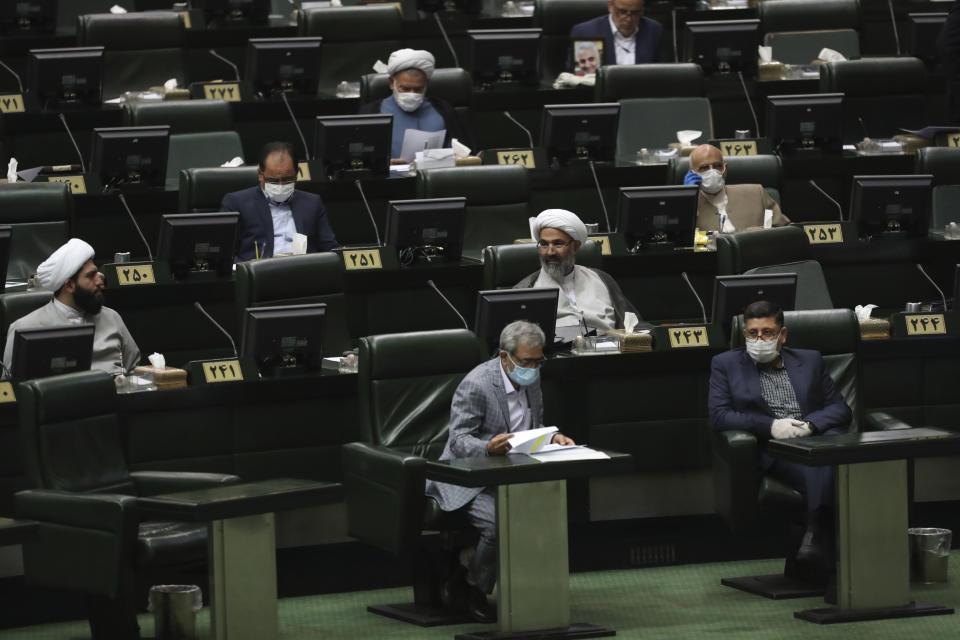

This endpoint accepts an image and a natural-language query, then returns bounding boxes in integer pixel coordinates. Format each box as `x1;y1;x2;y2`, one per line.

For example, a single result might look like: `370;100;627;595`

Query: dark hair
258;141;297;171
743;300;783;327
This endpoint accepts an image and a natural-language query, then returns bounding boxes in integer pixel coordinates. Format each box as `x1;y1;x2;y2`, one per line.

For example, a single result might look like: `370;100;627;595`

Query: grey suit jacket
425;358;544;512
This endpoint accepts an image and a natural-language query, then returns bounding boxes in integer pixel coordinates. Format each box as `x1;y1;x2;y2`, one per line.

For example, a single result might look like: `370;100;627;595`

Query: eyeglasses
537;240;572;251
512;354;546;368
695;162;724;173
263;176;297;185
744;328;781;340
611;6;642;18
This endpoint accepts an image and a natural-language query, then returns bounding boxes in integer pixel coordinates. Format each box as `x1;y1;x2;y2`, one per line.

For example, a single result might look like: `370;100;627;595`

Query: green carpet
3;555;958;639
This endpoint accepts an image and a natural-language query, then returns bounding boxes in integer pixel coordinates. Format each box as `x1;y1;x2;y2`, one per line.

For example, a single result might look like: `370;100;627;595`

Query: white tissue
946;221;960;240
292;233;308;255
331;0;342;7
415;148;456;169
854;305;878;322
220;157;244;167
163;78;178;91
758;46;773;64
677;130;703;146
452;138;471;158
372;60;388;74
110;4;128;13
6;158;17;183
147;353;165;369
763;209;773;229
818;48;846;63
552;72;596;88
624;312;639;334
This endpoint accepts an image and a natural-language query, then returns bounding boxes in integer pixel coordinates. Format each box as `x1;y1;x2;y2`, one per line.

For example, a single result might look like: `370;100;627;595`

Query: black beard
73;286;104;315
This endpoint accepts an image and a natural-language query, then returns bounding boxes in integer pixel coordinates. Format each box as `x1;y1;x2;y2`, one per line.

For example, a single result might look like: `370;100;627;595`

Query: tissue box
604;329;653;353
892;134;930;155
859;318;890;341
133;365;187;389
757;61;784;81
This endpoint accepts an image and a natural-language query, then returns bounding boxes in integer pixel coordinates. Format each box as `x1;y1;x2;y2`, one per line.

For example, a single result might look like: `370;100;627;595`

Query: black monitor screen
908;12;947;63
0;225;10;291
711;273;798;337
156;212;239;279
474;287;559;355
314;114;392;179
617;185;699;250
683;19;760;75
467;28;542;87
850;174;932;239
540;102;620;165
195;0;270;27
11;325;94;381
241;303;327;375
245;37;322;99
27;46;104;110
89;125;170;189
385;197;467;265
766;93;844;153
0;0;56;35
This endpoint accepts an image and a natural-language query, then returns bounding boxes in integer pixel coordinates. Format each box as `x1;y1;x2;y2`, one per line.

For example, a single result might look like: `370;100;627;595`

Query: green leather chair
916;147;960;230
819;57;927;144
0;291;53;356
55;0;116;35
178;166;260;213
77;12;187;99
298;5;403;97
759;0;861;65
533;0;609;79
342;329;486;625
418;165;531;258
125;100;245;191
235;253;352;357
764;30;860;65
0;183;71;282
480;239;603;289
667;154;784;205
14;370;239;639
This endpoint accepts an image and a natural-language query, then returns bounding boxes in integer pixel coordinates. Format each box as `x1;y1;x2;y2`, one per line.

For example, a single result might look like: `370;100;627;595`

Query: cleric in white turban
359;48;471;163
515;209;650;333
3;238;140;377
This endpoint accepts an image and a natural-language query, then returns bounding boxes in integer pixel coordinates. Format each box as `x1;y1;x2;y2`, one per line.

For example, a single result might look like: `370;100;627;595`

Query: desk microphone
888;0;901;56
916;263;949;312
117;193;154;262
427;279;469;330
433;12;460;68
681;271;708;324
503;111;534;149
0;59;23;95
58;113;87;174
588;160;612;233
808;180;844;220
208;49;241;83
279;91;310;162
355;179;382;247
858;116;871;140
671;8;679;63
194;301;238;358
737;71;760;139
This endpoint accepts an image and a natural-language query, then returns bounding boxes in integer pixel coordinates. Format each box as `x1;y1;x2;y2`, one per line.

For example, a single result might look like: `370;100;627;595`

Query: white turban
36;238;95;292
529;209;588;245
387;48;435;80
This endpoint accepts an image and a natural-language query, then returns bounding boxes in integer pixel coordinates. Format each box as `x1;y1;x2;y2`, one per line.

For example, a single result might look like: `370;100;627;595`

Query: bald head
689;144;724;174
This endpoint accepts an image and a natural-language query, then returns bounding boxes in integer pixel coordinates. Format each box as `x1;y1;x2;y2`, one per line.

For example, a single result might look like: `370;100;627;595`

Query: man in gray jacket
425;321;574;622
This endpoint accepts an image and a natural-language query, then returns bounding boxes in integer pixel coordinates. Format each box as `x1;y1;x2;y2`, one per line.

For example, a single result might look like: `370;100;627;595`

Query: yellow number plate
202;82;240;101
948;134;960;148
297;162;312;182
667;326;710;348
803;223;844;244
47;175;87;194
0;382;15;403
115;264;156;286
202;359;244;383
342;249;383;270
0;94;25;113
904;314;947;336
588;235;612;256
179;10;192;28
719;140;757;156
496;150;536;169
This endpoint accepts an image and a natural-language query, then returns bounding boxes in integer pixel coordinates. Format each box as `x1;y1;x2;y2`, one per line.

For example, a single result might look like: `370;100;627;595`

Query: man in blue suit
221;141;339;262
569;0;665;69
709;300;851;575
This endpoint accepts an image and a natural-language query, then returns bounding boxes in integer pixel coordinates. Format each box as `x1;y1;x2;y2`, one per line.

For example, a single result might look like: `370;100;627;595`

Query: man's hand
771;418;811;439
551;433;575;446
486;433;513;456
390;158;407;165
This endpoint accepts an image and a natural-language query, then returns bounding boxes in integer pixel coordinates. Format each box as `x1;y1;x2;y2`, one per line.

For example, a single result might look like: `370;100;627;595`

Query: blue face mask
683;169;703;186
506;352;540;386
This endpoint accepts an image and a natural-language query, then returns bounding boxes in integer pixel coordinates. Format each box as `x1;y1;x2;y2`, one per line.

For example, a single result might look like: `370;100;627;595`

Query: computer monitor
314;114;392;179
467;28;542;87
0;0;56;35
10;325;94;381
245;37;322;99
908;12;947;64
89;125;170;189
385;197;467;265
683;19;760;75
617;185;699;251
474;288;559;354
194;0;270;27
0;225;11;291
849;174;933;239
766;93;844;153
711;273;798;337
240;303;327;375
156;212;239;279
540;103;620;166
27;46;104;110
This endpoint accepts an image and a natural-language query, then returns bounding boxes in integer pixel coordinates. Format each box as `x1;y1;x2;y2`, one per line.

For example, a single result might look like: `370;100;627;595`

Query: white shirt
609;16;637;65
705;189;736;232
499;360;530;433
534;264;617;331
262;189;298;256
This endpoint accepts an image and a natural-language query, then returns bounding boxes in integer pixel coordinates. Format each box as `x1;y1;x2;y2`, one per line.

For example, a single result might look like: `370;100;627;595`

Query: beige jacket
696;184;790;232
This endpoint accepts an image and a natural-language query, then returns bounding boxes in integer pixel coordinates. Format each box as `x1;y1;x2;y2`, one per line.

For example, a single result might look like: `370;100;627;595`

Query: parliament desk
425;451;632;639
0;517;36;548
766;428;960;624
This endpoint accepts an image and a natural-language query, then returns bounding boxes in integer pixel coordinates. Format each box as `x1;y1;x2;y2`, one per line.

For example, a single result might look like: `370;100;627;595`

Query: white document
506;426;558;455
529;446;611;462
399;128;446;162
291;233;308;255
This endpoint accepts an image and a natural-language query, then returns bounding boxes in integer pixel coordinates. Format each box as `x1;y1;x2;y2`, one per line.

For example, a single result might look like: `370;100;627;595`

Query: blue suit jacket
708;346;852;440
569;15;665;66
220;186;338;262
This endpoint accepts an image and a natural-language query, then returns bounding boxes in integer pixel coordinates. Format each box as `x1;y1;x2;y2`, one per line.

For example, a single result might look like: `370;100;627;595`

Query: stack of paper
506;427;610;462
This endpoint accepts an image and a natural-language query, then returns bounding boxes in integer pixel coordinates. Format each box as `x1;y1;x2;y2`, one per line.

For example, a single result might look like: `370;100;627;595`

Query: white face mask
264;182;294;203
745;337;780;364
394;88;424;113
700;168;725;194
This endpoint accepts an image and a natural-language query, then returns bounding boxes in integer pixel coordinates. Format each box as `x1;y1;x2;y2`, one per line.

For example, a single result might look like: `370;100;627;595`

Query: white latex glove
771;418;810;439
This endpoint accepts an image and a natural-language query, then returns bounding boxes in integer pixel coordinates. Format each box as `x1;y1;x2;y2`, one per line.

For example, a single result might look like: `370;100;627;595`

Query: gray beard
541;254;575;281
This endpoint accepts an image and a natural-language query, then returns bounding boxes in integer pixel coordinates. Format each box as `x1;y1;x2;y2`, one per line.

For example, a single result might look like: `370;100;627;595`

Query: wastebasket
908;528;952;584
149;584;202;640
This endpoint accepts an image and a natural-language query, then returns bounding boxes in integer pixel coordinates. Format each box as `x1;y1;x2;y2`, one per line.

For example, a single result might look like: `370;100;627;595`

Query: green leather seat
916;147;960;229
14;370;239;640
126;100;244;191
594;63;705;102
235;253;352;356
0;291;52;356
819;57;927;144
418;165;531;257
763;30;860;65
480;239;603;289
178;166;260;212
534;0;609;79
77;12;187;99
0;183;71;282
667;154;784;205
55;0;115;35
759;0;861;65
